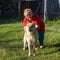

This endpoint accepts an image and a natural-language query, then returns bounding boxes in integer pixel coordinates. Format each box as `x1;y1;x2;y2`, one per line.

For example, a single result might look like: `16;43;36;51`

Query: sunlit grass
0;19;60;60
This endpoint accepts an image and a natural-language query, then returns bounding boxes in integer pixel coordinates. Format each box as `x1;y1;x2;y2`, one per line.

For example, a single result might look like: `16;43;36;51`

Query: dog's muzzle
29;28;32;32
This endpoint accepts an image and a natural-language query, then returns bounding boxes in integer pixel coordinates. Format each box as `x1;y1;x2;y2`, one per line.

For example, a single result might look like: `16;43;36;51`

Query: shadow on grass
48;43;60;52
52;43;60;47
48;43;60;48
0;38;23;49
37;49;60;56
0;43;23;49
0;44;23;49
37;43;60;56
0;37;23;42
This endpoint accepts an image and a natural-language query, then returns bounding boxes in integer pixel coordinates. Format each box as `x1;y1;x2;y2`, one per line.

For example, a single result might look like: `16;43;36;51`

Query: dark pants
38;32;44;45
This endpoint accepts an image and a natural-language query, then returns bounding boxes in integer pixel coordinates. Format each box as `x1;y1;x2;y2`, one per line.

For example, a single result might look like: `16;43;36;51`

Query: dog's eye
31;25;33;28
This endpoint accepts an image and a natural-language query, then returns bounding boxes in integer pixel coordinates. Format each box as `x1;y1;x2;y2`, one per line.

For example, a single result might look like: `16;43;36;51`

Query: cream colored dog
23;23;39;56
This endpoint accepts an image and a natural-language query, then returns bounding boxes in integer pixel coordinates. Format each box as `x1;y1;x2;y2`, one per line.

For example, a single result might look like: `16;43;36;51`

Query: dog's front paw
28;54;31;56
33;54;35;56
23;48;25;50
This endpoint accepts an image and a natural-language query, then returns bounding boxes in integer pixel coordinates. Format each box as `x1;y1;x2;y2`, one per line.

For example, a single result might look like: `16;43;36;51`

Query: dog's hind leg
32;40;36;56
33;45;35;56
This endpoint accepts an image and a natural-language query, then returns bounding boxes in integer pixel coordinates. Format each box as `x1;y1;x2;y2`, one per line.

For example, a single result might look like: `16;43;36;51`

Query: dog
23;22;39;56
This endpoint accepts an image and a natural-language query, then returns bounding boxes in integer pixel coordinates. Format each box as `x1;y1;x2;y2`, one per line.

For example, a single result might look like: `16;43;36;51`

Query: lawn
0;19;60;60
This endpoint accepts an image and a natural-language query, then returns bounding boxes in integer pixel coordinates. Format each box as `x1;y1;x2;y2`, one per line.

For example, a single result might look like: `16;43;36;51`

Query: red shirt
23;14;45;32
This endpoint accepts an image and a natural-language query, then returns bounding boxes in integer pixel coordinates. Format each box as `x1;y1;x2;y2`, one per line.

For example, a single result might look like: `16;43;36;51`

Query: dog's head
26;23;35;32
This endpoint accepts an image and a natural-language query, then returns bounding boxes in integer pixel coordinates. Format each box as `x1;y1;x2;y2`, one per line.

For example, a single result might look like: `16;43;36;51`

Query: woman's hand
35;25;40;30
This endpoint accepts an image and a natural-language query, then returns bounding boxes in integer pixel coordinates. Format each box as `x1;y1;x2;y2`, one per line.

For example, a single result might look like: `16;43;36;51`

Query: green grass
0;19;60;60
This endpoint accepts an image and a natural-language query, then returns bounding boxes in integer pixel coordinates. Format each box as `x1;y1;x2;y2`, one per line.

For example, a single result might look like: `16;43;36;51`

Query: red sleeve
38;17;45;32
23;18;27;27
